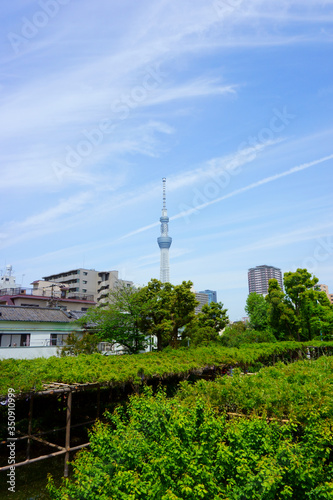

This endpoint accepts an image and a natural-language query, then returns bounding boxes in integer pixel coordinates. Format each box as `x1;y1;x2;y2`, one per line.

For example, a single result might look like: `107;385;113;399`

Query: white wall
0;346;59;360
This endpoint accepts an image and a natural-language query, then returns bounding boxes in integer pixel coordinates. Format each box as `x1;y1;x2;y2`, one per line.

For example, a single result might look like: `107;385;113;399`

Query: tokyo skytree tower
157;177;172;283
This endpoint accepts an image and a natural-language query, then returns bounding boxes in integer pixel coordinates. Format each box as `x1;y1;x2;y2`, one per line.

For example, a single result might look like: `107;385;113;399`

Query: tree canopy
78;279;205;352
245;292;269;331
265;269;333;341
186;301;229;346
137;279;199;350
77;283;148;354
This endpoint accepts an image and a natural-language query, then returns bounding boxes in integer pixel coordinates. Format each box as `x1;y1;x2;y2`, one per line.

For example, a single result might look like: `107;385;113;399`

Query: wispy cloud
172;153;333;220
0;192;94;250
241;221;333;253
121;151;333;239
2;0;331;194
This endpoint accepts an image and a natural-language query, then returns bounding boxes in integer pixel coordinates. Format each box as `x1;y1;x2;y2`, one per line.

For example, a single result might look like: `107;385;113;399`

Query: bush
221;324;276;347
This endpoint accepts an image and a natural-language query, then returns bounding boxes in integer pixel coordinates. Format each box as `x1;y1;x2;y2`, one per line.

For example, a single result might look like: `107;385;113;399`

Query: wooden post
97;385;100;419
64;390;72;478
26;395;33;460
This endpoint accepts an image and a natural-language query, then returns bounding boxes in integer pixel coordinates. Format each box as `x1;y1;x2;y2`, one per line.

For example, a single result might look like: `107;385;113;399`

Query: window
83;272;88;276
21;334;30;347
50;334;68;346
82;289;87;293
83;280;87;284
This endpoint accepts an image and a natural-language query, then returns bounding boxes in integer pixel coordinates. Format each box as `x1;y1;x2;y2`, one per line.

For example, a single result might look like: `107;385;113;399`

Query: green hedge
1;341;333;397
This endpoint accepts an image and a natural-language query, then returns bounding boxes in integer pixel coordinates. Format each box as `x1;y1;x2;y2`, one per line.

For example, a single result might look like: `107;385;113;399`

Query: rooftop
0;306;75;323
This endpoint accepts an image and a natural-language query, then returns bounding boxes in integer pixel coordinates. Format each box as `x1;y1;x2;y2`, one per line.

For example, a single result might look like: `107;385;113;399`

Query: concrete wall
0;346;59;360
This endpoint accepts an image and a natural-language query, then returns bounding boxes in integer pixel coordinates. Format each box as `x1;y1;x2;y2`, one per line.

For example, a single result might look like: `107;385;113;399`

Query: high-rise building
248;265;283;295
194;292;209;314
157;178;172;283
199;289;217;304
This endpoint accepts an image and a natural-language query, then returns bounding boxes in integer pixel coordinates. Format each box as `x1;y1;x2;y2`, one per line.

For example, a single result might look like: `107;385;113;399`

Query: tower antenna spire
157;177;172;283
162;177;166;211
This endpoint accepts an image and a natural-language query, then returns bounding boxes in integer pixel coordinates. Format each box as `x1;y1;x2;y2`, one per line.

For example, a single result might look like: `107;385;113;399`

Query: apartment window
82;289;87;293
83;280;87;284
83;272;88;276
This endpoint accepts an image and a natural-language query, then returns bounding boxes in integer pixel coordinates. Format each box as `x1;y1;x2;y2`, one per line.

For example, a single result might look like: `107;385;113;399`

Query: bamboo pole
30;435;65;451
26;395;33;460
1;419;96;446
64;390;72;478
0;443;90;472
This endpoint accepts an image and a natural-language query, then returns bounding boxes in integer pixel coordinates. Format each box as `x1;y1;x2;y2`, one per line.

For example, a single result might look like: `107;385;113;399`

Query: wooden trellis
0;382;102;477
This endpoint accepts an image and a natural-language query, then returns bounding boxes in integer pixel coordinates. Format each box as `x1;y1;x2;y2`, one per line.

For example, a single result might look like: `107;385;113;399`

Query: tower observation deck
157;177;172;283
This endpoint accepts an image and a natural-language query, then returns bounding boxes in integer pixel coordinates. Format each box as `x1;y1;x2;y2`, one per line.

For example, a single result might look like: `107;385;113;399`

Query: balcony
67;292;94;301
98;280;109;289
0;287;33;296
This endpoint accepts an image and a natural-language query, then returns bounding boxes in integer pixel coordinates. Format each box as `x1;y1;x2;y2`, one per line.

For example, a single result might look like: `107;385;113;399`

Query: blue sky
1;0;332;320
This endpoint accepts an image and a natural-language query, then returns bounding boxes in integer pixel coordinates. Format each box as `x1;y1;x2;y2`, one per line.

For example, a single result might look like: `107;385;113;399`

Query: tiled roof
0;306;72;323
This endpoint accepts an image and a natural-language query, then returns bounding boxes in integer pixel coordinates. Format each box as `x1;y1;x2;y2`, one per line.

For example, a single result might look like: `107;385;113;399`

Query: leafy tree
78;284;148;354
220;321;276;347
265;270;333;341
186;326;219;347
283;268;333;341
137;279;198;350
197;301;229;332
60;331;100;356
245;292;269;331
220;321;247;347
80;280;199;352
265;279;298;341
184;301;229;347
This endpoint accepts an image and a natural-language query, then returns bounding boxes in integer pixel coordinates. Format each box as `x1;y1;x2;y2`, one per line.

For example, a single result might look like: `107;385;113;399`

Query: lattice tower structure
157;177;172;283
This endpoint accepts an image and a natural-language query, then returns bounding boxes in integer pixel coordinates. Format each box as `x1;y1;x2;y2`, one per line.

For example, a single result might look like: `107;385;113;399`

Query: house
0;306;82;360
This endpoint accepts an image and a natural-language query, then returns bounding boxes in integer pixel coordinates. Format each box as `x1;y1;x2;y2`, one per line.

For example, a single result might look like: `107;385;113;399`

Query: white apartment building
43;268;133;304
